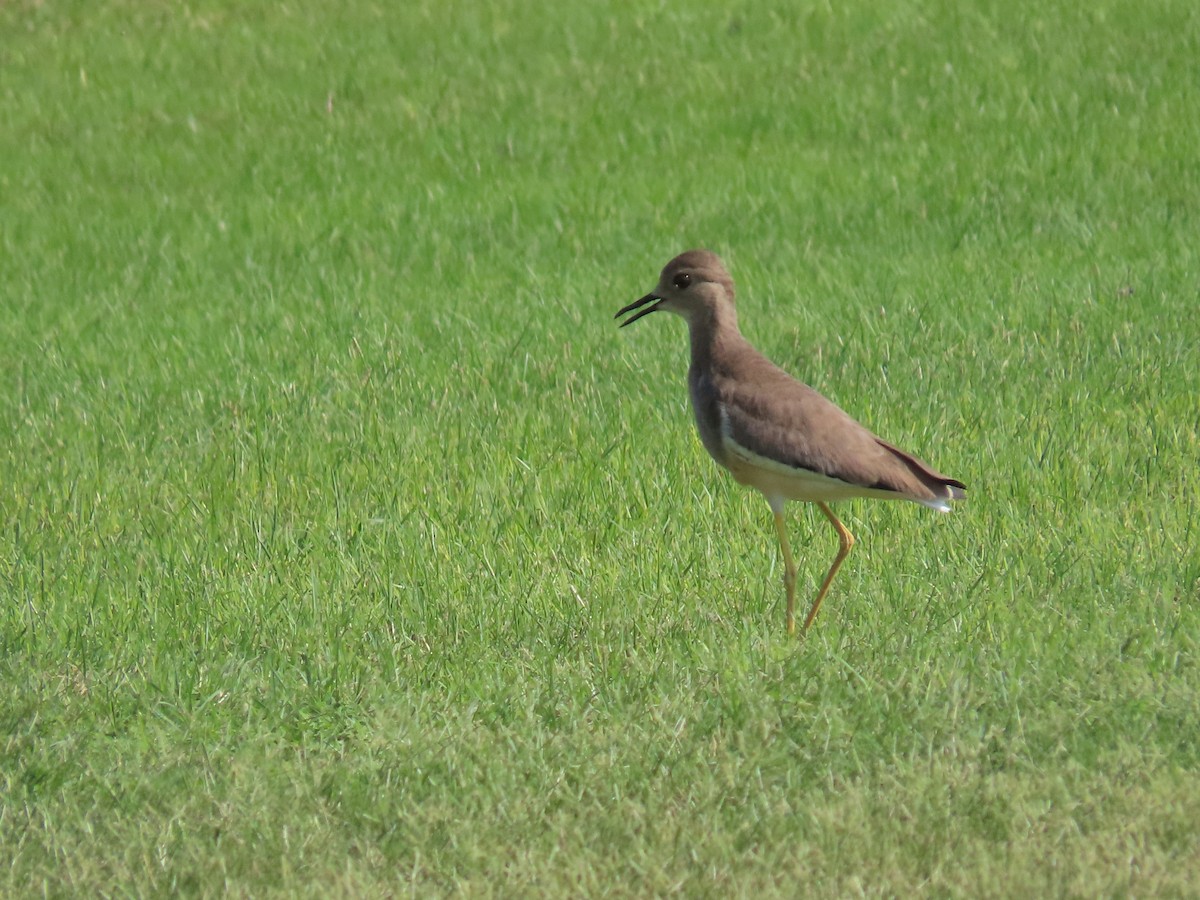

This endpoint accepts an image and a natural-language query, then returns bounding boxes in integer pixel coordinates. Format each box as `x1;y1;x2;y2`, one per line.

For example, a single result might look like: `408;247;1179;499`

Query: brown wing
713;347;965;503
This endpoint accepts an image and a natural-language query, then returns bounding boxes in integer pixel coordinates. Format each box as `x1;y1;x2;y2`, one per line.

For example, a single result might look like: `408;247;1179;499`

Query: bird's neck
686;303;743;373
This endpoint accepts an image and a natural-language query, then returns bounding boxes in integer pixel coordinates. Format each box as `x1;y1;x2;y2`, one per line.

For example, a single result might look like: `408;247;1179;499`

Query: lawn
2;0;1198;895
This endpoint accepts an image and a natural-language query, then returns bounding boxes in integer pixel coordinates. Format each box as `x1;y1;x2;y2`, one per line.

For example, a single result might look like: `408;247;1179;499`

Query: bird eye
673;272;692;289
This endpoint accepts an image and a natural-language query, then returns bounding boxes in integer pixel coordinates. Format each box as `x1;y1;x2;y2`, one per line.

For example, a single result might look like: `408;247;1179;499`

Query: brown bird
616;250;966;634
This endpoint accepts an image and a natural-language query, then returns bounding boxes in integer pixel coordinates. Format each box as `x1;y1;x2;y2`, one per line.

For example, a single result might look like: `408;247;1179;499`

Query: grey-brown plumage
616;249;965;634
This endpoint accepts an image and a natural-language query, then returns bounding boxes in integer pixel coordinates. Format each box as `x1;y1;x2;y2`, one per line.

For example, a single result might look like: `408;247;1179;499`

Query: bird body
617;249;965;634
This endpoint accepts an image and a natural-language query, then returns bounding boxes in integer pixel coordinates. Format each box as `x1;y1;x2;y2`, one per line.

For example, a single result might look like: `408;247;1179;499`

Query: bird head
616;249;736;328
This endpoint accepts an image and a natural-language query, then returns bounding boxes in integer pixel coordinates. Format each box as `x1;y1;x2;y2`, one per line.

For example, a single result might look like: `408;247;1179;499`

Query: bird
616;249;966;635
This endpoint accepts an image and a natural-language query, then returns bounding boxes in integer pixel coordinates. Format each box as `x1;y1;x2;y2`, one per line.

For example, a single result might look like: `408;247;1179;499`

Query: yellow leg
801;502;856;633
771;506;798;635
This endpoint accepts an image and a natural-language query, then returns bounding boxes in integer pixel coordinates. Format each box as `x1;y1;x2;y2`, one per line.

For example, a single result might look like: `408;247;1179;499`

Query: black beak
615;293;662;328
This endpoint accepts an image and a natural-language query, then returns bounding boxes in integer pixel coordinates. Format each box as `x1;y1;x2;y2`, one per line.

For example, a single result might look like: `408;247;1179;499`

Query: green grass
3;0;1199;894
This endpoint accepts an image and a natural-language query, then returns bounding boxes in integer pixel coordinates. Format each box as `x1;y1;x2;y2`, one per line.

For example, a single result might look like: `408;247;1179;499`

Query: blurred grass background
2;0;1198;894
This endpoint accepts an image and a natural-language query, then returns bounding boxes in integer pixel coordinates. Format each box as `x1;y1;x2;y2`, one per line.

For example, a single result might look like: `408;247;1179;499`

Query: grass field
3;0;1199;894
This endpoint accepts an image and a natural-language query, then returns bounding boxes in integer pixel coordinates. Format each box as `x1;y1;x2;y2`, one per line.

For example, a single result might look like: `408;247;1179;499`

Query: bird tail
874;438;966;513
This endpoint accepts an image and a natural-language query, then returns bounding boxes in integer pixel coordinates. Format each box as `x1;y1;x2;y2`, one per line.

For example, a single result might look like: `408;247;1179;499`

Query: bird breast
687;365;731;467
